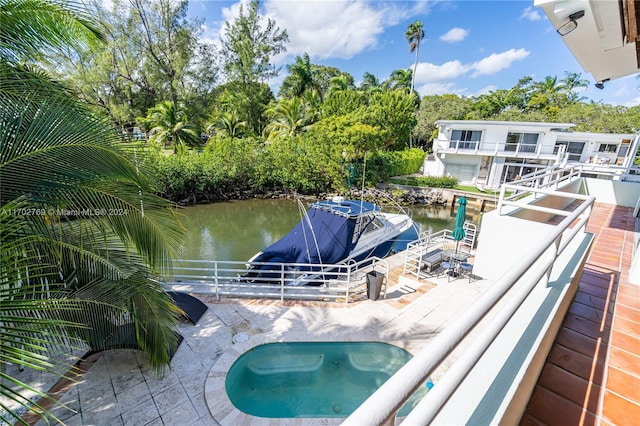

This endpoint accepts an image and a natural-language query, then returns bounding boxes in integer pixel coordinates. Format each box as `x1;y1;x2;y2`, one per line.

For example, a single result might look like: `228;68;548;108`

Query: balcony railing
343;169;595;425
439;139;557;157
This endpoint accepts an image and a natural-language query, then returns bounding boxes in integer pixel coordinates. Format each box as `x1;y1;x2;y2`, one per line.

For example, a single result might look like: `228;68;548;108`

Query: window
450;130;481;149
444;163;475;182
505;132;539;153
598;144;618;153
618;145;629;157
555;141;585;162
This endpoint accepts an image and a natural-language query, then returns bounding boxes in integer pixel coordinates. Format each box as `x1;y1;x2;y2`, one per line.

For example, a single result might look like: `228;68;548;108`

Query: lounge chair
168;291;208;325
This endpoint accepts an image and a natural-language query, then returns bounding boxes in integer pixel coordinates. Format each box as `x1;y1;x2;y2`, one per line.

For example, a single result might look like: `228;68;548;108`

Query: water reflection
177;199;481;261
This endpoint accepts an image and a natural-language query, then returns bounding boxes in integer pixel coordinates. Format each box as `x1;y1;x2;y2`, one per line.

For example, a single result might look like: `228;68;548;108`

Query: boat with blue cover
245;197;414;285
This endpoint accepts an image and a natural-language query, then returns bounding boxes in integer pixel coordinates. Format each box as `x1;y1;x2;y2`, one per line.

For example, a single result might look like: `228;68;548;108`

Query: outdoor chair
459;262;474;282
439;260;457;281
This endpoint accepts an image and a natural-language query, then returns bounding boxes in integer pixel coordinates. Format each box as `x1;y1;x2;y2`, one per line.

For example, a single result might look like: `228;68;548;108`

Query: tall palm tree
1;1;184;423
533;75;563;95
139;100;200;152
280;53;322;99
405;20;425;94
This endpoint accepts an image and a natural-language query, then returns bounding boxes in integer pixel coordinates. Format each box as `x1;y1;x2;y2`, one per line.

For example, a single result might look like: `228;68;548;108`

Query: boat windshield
363;217;385;235
352;214;385;243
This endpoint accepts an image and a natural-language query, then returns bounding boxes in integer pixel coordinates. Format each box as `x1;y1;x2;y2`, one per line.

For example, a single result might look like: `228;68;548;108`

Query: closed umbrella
452;196;467;254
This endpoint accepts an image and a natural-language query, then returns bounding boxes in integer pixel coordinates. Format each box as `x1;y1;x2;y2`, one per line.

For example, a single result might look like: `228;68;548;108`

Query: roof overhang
535;0;640;84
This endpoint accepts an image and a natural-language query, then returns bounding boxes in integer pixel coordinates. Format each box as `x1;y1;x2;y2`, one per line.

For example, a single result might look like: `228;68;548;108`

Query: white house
423;120;638;188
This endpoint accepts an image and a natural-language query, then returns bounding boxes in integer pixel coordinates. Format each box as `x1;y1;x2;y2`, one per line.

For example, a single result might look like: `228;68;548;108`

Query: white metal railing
438;139;557;157
495;162;640;216
164;256;389;305
344;178;595;425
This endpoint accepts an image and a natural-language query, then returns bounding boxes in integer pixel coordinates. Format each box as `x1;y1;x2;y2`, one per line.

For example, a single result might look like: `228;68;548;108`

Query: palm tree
561;71;590;101
405;20;425;93
264;97;314;139
0;0;104;62
384;68;413;93
533;75;563;95
328;74;353;93
139;101;200;152
359;72;383;92
207;110;248;140
279;53;321;99
1;1;184;423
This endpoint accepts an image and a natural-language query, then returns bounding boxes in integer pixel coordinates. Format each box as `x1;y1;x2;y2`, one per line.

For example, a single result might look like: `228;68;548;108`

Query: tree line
44;0;639;155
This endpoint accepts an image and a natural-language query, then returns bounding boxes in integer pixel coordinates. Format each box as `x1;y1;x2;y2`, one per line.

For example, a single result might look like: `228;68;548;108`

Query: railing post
545;235;562;284
280;263;285;304
214;261;219;301
497;185;506;215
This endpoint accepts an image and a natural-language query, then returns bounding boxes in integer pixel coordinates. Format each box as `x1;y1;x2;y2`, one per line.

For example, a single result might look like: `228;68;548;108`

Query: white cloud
262;0;431;61
623;96;640;108
414;60;469;82
520;6;542;21
470;48;530;77
265;1;385;59
472;85;498;97
439;27;469;43
412;48;529;87
415;82;460;96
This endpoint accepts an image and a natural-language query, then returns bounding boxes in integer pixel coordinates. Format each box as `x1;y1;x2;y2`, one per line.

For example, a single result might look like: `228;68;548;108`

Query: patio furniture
459;262;474;282
421;249;444;275
440;261;457;281
168;291;209;325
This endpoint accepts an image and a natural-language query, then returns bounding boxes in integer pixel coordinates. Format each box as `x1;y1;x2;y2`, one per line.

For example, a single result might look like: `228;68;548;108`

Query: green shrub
382;148;426;176
392;175;458;188
147;137;429;202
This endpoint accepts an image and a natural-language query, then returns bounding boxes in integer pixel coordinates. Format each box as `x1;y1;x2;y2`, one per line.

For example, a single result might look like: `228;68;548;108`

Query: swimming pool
225;341;428;418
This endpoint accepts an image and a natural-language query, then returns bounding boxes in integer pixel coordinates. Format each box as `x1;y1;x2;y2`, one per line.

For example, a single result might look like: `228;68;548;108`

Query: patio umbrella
452;196;467;254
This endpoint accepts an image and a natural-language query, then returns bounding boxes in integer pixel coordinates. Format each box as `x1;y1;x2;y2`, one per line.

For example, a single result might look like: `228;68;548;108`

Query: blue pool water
225;341;428;418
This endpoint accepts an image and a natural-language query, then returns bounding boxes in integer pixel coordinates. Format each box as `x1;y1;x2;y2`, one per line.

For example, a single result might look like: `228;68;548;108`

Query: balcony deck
522;202;640;425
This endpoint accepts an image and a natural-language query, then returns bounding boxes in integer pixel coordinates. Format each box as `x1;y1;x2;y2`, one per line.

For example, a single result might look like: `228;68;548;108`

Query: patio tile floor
523;203;640;425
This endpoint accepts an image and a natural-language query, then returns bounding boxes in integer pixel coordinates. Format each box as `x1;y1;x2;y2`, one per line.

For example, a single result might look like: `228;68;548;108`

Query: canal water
177;198;480;261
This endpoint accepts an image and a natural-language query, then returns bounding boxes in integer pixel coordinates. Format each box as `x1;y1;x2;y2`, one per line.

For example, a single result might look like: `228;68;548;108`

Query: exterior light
557;10;585;36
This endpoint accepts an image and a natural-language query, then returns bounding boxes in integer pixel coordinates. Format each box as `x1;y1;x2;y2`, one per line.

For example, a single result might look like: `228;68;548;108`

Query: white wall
583;178;640;207
473;213;558;281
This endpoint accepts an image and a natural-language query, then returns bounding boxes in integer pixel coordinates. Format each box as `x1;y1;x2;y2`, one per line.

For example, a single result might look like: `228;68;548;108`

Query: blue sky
189;0;639;107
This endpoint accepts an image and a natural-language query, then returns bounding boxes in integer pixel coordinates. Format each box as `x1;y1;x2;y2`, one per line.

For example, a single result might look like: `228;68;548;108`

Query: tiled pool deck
14;202;638;425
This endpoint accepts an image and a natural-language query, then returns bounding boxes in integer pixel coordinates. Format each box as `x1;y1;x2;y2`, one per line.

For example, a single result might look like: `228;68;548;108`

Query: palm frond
0;0;104;62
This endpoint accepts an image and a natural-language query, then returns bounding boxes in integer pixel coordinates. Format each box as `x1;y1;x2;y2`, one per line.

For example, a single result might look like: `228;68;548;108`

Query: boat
244;196;414;285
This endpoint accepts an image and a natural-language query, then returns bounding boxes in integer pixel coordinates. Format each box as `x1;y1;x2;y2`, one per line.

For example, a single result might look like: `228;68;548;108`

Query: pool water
225;341;428;418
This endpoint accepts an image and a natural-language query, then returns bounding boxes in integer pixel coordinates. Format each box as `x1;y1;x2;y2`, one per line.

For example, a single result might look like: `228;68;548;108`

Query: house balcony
435;139;560;160
345;168;640;425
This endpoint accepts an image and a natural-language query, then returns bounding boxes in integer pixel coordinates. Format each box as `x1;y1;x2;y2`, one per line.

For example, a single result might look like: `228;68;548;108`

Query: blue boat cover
251;200;378;266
